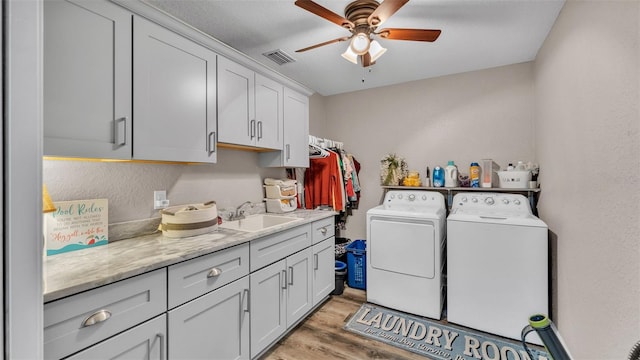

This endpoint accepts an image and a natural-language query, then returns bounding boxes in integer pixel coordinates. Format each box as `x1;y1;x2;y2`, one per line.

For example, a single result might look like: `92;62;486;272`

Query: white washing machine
447;192;548;345
366;190;446;319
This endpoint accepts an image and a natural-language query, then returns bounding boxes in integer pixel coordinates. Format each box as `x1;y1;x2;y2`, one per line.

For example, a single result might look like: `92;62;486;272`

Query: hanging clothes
304;150;345;212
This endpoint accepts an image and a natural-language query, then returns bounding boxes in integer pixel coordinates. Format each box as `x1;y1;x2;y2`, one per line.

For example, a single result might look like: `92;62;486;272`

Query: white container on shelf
264;184;297;199
497;170;531;188
265;198;297;213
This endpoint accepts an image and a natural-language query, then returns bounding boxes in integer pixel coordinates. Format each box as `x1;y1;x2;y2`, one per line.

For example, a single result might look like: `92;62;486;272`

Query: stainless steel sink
219;214;303;233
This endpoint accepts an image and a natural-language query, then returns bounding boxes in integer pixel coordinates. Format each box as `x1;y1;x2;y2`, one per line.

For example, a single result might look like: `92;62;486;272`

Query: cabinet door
250;260;286;359
169;276;250;360
255;74;283;150
312;237;336;305
218;57;255;146
258;87;309;168
44;0;132;159
133;16;217;163
286;248;313;328
65;315;166;360
283;88;310;167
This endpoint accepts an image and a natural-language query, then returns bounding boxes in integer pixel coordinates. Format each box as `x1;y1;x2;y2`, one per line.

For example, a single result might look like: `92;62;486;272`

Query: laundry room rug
344;303;549;360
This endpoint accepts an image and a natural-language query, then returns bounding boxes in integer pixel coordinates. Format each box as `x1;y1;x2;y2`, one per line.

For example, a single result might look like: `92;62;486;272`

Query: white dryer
366;190;446;319
447;192;548;345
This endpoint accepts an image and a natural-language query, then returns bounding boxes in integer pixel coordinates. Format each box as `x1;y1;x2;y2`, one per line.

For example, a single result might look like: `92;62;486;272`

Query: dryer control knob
398;194;403;199
408;194;416;201
502;199;510;204
485;197;495;205
422;195;427;201
471;197;478;203
461;197;468;202
390;194;395;199
514;199;521;205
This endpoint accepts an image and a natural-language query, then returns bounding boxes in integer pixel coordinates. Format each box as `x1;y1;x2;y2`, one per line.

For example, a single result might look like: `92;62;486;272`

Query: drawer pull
157;332;165;360
314;254;319;270
81;309;111;327
320;227;327;235
282;270;287;289
288;266;294;285
243;288;250;313
207;268;222;278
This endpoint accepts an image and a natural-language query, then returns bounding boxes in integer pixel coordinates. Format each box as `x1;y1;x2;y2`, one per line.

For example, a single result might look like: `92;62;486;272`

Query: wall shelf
381;186;541;213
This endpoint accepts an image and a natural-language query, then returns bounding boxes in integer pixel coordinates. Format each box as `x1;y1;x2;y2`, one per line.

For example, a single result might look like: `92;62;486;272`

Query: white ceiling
144;0;565;96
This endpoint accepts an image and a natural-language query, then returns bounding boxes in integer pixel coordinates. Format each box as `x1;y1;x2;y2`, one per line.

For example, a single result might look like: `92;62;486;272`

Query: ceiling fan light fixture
341;46;359;64
368;40;387;62
349;32;371;55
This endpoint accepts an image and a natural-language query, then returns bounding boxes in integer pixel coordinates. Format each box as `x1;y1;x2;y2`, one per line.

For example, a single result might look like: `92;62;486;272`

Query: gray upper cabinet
218;58;283;150
133;16;217;163
259;87;309;168
44;0;132;159
255;74;284;149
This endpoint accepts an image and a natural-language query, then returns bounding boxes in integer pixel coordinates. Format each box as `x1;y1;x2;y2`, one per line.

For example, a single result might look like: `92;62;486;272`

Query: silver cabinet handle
250;120;256;139
286;144;291;160
281;270;287;289
114;117;127;146
314;254;319;270
320;227;327;235
257;121;263;140
207;267;222;278
243;288;250;313
81;309;111;327
208;131;216;154
288;266;294;285
156;332;165;360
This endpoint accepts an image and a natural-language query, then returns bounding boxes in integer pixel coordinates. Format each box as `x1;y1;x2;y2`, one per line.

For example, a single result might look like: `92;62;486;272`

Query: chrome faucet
230;201;253;220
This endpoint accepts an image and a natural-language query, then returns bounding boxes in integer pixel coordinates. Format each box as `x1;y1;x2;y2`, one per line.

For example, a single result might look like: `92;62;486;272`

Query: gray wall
534;1;639;358
322;62;536;241
44;149;286;223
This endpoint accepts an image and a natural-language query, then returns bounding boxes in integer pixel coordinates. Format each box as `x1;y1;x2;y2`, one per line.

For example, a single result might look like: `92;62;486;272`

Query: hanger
309;143;329;159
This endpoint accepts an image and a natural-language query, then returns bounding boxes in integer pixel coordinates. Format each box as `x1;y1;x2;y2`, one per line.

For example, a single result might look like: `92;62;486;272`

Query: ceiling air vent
262;49;296;66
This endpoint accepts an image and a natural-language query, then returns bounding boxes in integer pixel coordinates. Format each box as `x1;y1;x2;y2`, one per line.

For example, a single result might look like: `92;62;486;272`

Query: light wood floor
260;287;429;360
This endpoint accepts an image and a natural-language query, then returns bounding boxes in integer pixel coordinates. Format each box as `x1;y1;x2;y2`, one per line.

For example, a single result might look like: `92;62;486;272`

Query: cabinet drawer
250;224;311;271
65;315;166;360
168;243;249;309
312;217;334;244
44;269;167;360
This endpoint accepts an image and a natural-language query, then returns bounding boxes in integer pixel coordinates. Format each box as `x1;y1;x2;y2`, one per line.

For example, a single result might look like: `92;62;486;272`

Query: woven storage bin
159;201;218;238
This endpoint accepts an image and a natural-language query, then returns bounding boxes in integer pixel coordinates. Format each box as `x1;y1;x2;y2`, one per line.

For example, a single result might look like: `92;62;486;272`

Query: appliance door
447;219;547;344
369;216;435;278
366;214;442;319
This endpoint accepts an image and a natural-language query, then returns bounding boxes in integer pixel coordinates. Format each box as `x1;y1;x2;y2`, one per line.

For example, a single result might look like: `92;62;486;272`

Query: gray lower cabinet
169;276;250;360
65;315;166;360
43;0;132;159
43;218;333;360
312;237;336;305
43;269;167;360
250;247;313;359
133;16;218;163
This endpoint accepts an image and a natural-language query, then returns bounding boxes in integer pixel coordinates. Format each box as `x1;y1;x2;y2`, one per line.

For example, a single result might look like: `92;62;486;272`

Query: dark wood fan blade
378;28;441;42
295;0;354;29
295;36;351;53
368;0;409;27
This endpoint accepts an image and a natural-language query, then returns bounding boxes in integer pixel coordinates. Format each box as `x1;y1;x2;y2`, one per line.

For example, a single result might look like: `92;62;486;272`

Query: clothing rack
309;135;344;153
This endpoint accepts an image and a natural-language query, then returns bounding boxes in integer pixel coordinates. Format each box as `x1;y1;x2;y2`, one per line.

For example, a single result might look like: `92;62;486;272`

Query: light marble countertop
43;209;335;303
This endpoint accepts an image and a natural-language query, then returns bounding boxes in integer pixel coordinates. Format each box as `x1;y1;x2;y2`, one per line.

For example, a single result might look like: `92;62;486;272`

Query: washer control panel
452;192;531;215
384;190;445;210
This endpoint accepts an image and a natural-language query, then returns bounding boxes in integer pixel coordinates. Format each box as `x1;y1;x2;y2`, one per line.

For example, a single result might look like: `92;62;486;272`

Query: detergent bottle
470;162;481;187
444;161;458;188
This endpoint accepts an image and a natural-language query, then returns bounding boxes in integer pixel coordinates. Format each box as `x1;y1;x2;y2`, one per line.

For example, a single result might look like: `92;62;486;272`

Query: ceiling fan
294;0;441;67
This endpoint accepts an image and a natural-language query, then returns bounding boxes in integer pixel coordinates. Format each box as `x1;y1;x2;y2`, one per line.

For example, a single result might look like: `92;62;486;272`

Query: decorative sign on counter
44;199;108;256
